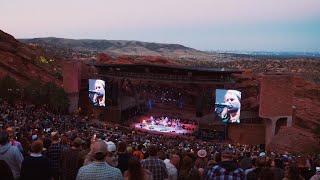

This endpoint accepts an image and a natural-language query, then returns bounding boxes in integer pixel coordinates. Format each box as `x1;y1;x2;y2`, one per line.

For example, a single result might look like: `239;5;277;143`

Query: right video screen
215;89;241;123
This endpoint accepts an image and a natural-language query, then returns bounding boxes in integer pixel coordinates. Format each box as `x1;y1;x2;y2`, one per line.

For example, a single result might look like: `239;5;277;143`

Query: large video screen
215;89;241;123
89;79;106;107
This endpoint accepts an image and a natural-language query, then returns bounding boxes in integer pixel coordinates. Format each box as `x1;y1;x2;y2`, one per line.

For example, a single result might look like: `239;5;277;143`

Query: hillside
19;37;218;60
0;30;62;86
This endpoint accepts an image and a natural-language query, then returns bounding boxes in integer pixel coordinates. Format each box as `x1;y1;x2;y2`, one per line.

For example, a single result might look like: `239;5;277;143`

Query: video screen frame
88;79;106;107
215;89;241;123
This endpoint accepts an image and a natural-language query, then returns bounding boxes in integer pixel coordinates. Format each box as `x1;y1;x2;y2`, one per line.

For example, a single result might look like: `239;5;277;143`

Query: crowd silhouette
0;99;320;180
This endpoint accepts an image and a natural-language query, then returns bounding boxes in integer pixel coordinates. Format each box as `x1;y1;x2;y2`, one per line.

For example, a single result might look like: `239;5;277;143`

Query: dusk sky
1;0;320;52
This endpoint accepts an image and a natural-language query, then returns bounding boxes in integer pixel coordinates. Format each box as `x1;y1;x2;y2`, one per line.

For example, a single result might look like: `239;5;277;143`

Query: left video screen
89;79;106;107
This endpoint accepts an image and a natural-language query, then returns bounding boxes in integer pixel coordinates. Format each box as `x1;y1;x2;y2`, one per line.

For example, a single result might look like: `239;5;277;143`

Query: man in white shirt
164;154;180;180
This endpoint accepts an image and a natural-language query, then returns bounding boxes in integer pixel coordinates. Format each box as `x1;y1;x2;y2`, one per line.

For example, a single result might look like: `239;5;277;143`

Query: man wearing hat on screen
220;90;241;123
76;140;122;180
204;149;244;180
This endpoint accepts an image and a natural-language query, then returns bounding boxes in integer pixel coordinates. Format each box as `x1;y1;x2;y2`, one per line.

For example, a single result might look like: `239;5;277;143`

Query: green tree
40;82;69;113
23;80;46;106
0;75;20;103
48;87;69;113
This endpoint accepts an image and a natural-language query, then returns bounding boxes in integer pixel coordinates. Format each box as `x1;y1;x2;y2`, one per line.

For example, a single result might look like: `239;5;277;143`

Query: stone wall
228;124;265;145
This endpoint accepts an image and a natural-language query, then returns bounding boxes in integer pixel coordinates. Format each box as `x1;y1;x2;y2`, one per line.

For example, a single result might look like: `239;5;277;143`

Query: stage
131;116;197;135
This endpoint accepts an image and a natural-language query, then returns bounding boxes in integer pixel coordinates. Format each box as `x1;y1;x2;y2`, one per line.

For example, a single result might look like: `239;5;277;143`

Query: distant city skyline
1;0;320;52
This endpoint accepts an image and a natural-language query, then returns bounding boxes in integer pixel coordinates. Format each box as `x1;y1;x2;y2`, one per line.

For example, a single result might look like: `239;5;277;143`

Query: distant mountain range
19;37;215;59
207;50;320;59
20;37;320;60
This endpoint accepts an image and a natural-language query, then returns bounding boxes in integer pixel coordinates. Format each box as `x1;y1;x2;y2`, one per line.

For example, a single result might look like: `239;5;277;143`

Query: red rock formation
229;71;320;152
267;126;318;153
96;52;113;63
0;30;62;86
293;77;320;130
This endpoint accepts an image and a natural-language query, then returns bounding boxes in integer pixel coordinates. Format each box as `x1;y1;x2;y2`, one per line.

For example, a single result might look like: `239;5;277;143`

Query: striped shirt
76;162;123;180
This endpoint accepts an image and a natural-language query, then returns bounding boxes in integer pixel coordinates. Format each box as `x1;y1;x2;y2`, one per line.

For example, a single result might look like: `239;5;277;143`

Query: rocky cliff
0;30;62;86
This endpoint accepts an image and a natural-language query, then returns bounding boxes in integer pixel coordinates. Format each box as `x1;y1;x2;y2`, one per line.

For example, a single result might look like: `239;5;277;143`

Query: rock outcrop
0;30;62;86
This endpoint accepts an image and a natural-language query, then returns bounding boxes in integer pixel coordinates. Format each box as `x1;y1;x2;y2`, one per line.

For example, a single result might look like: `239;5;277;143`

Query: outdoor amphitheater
63;62;296;148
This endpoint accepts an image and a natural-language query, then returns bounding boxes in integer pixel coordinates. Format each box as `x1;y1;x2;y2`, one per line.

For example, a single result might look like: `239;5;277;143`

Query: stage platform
131;116;197;136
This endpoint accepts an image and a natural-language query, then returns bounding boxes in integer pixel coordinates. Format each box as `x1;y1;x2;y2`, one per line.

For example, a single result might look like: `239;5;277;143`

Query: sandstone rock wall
0;30;62;86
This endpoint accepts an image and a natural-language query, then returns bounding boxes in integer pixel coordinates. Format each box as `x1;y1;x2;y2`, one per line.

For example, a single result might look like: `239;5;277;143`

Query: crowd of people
1;99;320;180
137;84;186;105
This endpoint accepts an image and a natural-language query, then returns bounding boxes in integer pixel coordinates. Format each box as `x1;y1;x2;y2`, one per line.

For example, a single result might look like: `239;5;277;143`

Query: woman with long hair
283;163;305;180
124;156;152;180
178;156;200;180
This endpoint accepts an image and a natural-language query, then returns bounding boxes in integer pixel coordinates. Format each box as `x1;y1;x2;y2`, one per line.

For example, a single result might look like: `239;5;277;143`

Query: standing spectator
157;150;166;161
204;149;244;180
195;149;208;175
247;156;267;180
6;127;24;153
0;131;24;180
240;152;252;171
124;156;153;180
270;158;285;180
245;158;257;178
20;140;53;180
60;137;84;180
178;155;200;180
310;166;320;180
141;145;168;180
117;141;132;174
46;133;66;180
78;138;91;167
283;163;305;180
0;160;14;180
259;167;275;180
105;140;118;167
164;154;180;180
76;140;123;180
133;144;144;160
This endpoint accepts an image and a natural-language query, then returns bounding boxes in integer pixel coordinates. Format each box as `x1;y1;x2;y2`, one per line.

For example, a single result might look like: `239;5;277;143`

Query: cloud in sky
1;0;320;51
